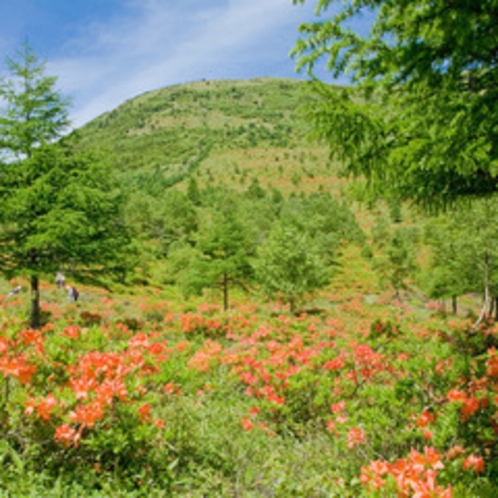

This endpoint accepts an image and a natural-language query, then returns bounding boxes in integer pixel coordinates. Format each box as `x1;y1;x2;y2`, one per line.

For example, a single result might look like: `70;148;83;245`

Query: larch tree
0;44;132;328
192;206;254;311
254;221;329;314
373;225;419;301
168;192;255;311
292;0;498;209
0;43;70;160
424;198;498;320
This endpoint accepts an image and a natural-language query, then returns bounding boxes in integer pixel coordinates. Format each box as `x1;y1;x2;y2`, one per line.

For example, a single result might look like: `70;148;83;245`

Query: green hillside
64;77;377;309
75;78;342;196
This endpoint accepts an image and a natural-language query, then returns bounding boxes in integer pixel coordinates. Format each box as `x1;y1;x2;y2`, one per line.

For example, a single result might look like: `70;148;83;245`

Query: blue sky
0;0;338;128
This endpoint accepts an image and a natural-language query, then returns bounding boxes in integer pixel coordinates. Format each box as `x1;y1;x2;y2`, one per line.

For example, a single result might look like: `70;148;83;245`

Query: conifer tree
292;0;498;208
194;207;253;311
0;45;131;328
0;43;70;159
254;221;329;314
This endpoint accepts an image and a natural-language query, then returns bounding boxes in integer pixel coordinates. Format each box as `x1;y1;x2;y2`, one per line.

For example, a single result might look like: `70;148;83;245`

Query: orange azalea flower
368;459;391;476
336;414;348;424
409;448;428;473
164;382;179;395
241;417;253;431
175;340;190;352
423;428;433;440
129;333;149;349
69;401;105;429
248;406;260;416
446;389;467;402
462;454;485;474
24;397;37;416
423;446;444;470
63;325;80;339
416;409;436;427
360;460;389;490
96;378;128;404
239;370;259;385
486;352;498;378
19;328;43;346
54;424;80;448
361;448;451;497
347;427;366;448
36;393;57;421
331;400;346;414
68;376;98;400
461;396;480;421
0;356;37;384
323;355;345;370
138;403;152;421
148;341;166;356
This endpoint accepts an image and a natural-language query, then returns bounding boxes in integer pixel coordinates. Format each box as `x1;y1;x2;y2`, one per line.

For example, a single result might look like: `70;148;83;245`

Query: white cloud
47;0;315;128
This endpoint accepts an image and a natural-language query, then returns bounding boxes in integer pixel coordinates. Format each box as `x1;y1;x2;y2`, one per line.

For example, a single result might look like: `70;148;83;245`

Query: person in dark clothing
7;285;22;298
66;285;79;302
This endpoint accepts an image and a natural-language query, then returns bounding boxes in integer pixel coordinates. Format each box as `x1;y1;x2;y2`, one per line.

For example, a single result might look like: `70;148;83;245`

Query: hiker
7;285;22;298
66;285;79;302
55;271;66;289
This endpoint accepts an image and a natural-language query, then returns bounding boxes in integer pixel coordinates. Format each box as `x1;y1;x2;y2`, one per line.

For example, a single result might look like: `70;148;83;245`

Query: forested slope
74;78;341;195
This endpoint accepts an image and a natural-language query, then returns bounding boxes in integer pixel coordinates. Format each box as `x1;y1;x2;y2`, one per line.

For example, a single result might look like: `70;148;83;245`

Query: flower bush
0;281;497;495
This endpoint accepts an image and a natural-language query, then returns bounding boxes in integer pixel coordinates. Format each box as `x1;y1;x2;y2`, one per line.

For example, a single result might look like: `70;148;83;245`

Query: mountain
74;78;343;196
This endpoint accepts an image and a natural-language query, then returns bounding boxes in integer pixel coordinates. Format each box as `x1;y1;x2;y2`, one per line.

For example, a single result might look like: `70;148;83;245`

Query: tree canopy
0;43;70;160
0;142;131;268
169;195;255;311
0;45;132;328
292;0;498;208
254;220;329;314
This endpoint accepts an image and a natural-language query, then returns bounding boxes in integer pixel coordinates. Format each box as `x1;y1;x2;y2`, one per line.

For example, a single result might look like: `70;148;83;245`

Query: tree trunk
473;253;490;330
30;274;41;329
222;273;229;311
488;296;495;319
289;297;296;315
452;295;457;315
394;287;401;302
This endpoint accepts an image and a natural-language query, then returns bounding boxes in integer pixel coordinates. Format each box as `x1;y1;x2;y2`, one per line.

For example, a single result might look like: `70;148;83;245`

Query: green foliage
292;0;498;207
125;189;197;259
0;142;132;275
281;192;365;263
373;224;419;298
73;78;306;179
254;220;329;313
62;76;352;296
169;196;255;310
0;43;70;159
0;45;133;327
422;198;498;317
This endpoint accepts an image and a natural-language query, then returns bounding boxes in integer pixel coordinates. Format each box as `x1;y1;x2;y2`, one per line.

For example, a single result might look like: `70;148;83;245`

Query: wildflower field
0;274;497;498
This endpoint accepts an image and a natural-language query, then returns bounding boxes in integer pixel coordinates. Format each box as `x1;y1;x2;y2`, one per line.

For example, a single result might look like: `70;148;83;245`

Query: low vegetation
1;265;497;496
